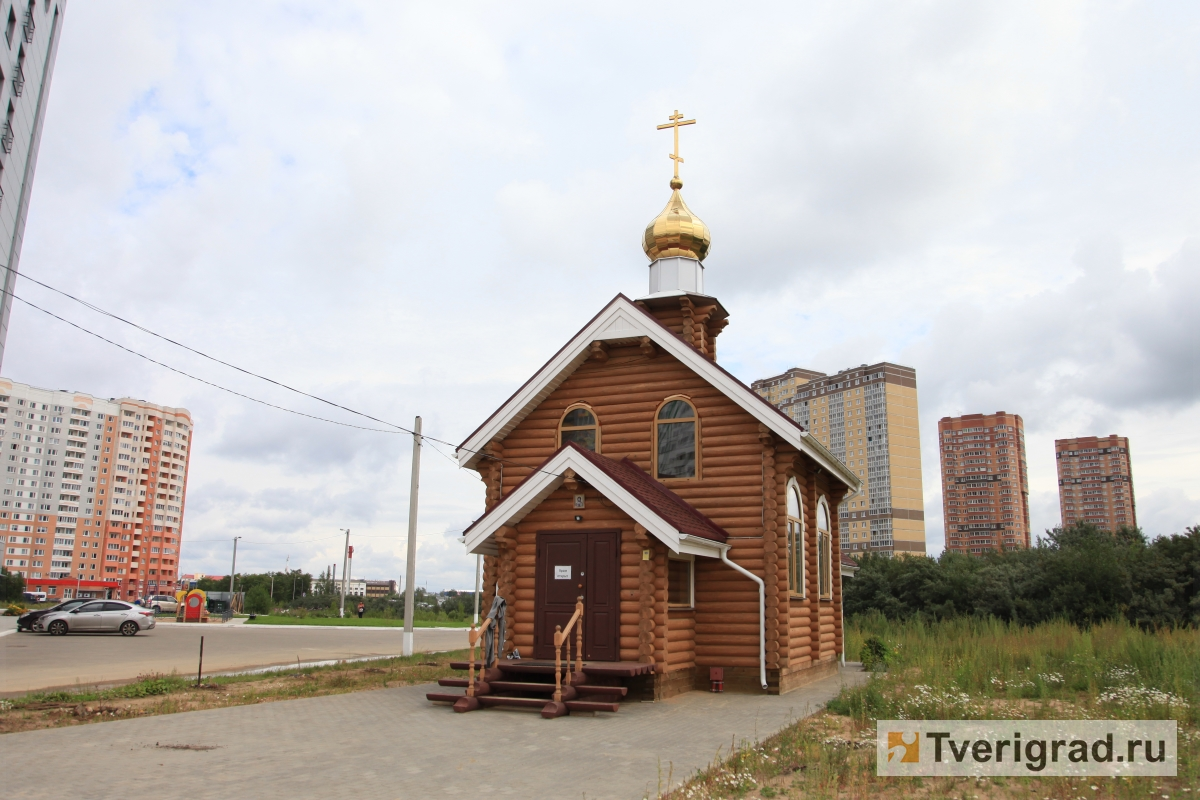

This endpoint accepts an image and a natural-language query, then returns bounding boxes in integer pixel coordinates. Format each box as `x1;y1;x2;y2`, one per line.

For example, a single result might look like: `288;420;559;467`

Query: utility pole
228;536;240;596
339;529;350;618
402;416;422;657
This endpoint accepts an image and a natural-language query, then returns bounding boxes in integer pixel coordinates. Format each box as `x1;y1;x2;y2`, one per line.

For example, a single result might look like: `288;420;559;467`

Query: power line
18;270;409;433
7;277;569;480
7;290;402;433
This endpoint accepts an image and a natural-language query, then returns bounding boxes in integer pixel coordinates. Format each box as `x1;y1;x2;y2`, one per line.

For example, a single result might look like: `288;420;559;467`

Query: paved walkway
0;667;867;799
2;623;469;694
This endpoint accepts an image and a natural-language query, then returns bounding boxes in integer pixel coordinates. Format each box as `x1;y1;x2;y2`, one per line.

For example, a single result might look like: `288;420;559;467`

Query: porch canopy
461;442;729;558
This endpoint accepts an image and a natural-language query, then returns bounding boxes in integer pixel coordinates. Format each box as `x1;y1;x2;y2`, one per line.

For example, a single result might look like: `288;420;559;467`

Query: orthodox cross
657;110;696;181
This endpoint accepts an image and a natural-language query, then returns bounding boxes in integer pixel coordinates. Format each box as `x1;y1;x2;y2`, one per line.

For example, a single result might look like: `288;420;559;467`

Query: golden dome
642;179;711;262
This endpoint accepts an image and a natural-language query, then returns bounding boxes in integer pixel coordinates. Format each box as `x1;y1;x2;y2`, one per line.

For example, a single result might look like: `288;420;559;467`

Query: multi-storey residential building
1055;435;1136;530
752;363;925;557
0;0;67;370
0;378;191;600
938;412;1030;554
365;579;397;598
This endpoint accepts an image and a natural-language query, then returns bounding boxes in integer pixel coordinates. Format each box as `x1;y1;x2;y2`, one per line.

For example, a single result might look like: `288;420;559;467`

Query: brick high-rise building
753;363;925;557
1055;435;1136;530
938;412;1030;554
0;378;192;600
0;0;68;370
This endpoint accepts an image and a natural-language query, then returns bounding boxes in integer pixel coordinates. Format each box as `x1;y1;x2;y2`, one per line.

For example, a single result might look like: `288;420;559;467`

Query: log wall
471;312;849;683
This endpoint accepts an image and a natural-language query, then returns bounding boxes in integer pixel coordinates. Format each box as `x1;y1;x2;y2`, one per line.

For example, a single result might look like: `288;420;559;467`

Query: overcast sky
5;2;1198;590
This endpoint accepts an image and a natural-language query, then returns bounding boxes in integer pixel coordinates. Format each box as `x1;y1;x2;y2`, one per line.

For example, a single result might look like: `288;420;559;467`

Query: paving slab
0;666;868;800
1;624;469;694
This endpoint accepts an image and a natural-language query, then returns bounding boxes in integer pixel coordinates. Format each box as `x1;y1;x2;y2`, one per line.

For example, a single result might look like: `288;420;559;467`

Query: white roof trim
457;294;860;491
462;447;726;558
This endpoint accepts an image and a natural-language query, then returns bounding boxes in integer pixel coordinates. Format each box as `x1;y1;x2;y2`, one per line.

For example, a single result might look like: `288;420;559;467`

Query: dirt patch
155;743;219;751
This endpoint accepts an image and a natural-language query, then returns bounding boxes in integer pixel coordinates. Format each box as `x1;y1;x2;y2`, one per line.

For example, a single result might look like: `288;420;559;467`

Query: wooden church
430;113;859;716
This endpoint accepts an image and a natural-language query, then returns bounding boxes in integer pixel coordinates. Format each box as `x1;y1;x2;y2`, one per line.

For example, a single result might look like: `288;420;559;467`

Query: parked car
145;594;179;614
16;598;91;632
22;591;48;603
38;600;156;636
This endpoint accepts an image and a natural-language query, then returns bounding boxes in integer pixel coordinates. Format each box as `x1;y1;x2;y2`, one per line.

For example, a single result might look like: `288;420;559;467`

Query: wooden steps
478;695;547;710
430;658;640;717
425;692;465;704
489;680;556;694
575;684;627;697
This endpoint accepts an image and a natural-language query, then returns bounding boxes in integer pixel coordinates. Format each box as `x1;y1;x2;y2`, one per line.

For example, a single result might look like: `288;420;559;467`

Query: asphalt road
0;620;469;695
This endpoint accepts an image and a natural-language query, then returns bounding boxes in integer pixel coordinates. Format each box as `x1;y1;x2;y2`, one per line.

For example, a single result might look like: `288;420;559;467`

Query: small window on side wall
559;405;599;452
787;479;805;597
817;497;832;599
668;557;693;608
655;398;697;479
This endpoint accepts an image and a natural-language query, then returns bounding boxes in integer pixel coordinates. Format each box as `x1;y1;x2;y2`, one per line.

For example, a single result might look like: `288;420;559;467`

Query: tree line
190;570;481;619
845;522;1200;628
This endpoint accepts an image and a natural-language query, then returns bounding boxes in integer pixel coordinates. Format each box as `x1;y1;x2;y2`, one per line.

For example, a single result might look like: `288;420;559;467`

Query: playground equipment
178;589;208;622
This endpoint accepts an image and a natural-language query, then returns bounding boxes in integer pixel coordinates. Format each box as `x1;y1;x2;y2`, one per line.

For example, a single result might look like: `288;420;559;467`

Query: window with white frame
817;497;833;599
787;479;805;597
667;556;693;608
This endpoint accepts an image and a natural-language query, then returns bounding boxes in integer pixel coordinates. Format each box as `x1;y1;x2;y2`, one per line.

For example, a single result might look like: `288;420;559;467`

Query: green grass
664;616;1199;799
245;615;473;628
10;674;191;707
836;613;1199;724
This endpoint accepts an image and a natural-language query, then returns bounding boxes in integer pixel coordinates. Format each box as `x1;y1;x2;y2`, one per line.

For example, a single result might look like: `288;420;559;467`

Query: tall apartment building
0;0;66;370
1055;435;1136;530
938;412;1030;554
752;363;925;556
0;378;192;600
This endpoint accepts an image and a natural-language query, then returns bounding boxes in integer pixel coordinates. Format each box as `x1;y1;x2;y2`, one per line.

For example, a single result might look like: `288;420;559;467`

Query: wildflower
1098;686;1189;709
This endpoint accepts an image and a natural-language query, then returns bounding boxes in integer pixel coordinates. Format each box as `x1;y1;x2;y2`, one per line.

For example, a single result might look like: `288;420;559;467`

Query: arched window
816;497;832;599
654;398;698;479
787;479;805;597
559;405;599;452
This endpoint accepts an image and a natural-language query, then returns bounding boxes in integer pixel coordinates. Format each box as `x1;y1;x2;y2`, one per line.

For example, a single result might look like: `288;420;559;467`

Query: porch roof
461;442;730;557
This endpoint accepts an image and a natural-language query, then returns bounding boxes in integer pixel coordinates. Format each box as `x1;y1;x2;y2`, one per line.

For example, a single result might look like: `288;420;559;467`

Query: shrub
860;636;890;671
245;586;272;615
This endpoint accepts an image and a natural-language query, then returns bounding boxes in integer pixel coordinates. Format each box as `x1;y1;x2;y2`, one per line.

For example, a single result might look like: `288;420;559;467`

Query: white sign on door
554;566;571;580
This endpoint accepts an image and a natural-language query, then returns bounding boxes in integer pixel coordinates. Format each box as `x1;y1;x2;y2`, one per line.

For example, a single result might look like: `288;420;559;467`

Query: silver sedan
38;600;157;636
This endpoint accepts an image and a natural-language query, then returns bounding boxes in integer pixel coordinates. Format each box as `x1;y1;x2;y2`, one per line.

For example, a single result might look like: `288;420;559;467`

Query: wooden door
534;530;620;661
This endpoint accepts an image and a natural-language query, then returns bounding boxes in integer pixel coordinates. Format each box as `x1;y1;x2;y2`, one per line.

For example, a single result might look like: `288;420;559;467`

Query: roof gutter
719;546;767;691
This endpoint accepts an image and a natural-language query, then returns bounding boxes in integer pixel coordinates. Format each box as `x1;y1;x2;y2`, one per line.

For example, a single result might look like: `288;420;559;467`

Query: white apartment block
0;0;66;370
0;378;192;600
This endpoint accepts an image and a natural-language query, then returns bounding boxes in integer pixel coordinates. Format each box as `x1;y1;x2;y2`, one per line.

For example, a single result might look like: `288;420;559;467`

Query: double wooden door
534;530;620;661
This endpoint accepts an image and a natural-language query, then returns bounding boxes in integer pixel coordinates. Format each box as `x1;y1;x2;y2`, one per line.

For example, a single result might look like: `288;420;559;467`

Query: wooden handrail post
563;619;572;688
575;596;584;675
553;624;563;703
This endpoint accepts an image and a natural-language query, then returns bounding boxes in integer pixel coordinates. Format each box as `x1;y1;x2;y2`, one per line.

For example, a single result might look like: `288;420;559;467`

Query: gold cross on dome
657;110;696;181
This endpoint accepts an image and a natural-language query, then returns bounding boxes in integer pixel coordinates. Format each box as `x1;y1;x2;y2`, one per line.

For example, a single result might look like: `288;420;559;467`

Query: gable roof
461;442;730;557
456;293;860;492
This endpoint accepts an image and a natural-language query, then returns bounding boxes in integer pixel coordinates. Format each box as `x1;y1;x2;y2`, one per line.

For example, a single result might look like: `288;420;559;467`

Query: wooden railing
552;596;584;704
465;616;496;699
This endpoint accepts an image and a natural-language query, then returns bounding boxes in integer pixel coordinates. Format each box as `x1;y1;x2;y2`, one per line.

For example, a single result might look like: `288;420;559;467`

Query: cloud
2;0;1197;585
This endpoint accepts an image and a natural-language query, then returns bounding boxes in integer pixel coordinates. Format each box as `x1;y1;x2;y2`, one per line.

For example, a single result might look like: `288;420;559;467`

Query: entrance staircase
426;597;653;718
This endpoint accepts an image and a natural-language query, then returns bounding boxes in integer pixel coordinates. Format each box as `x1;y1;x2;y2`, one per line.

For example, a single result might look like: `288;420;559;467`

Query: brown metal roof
568;444;728;543
462;442;728;544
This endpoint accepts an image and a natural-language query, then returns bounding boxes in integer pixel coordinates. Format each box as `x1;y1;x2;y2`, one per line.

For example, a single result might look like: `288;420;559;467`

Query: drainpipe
720;548;767;691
